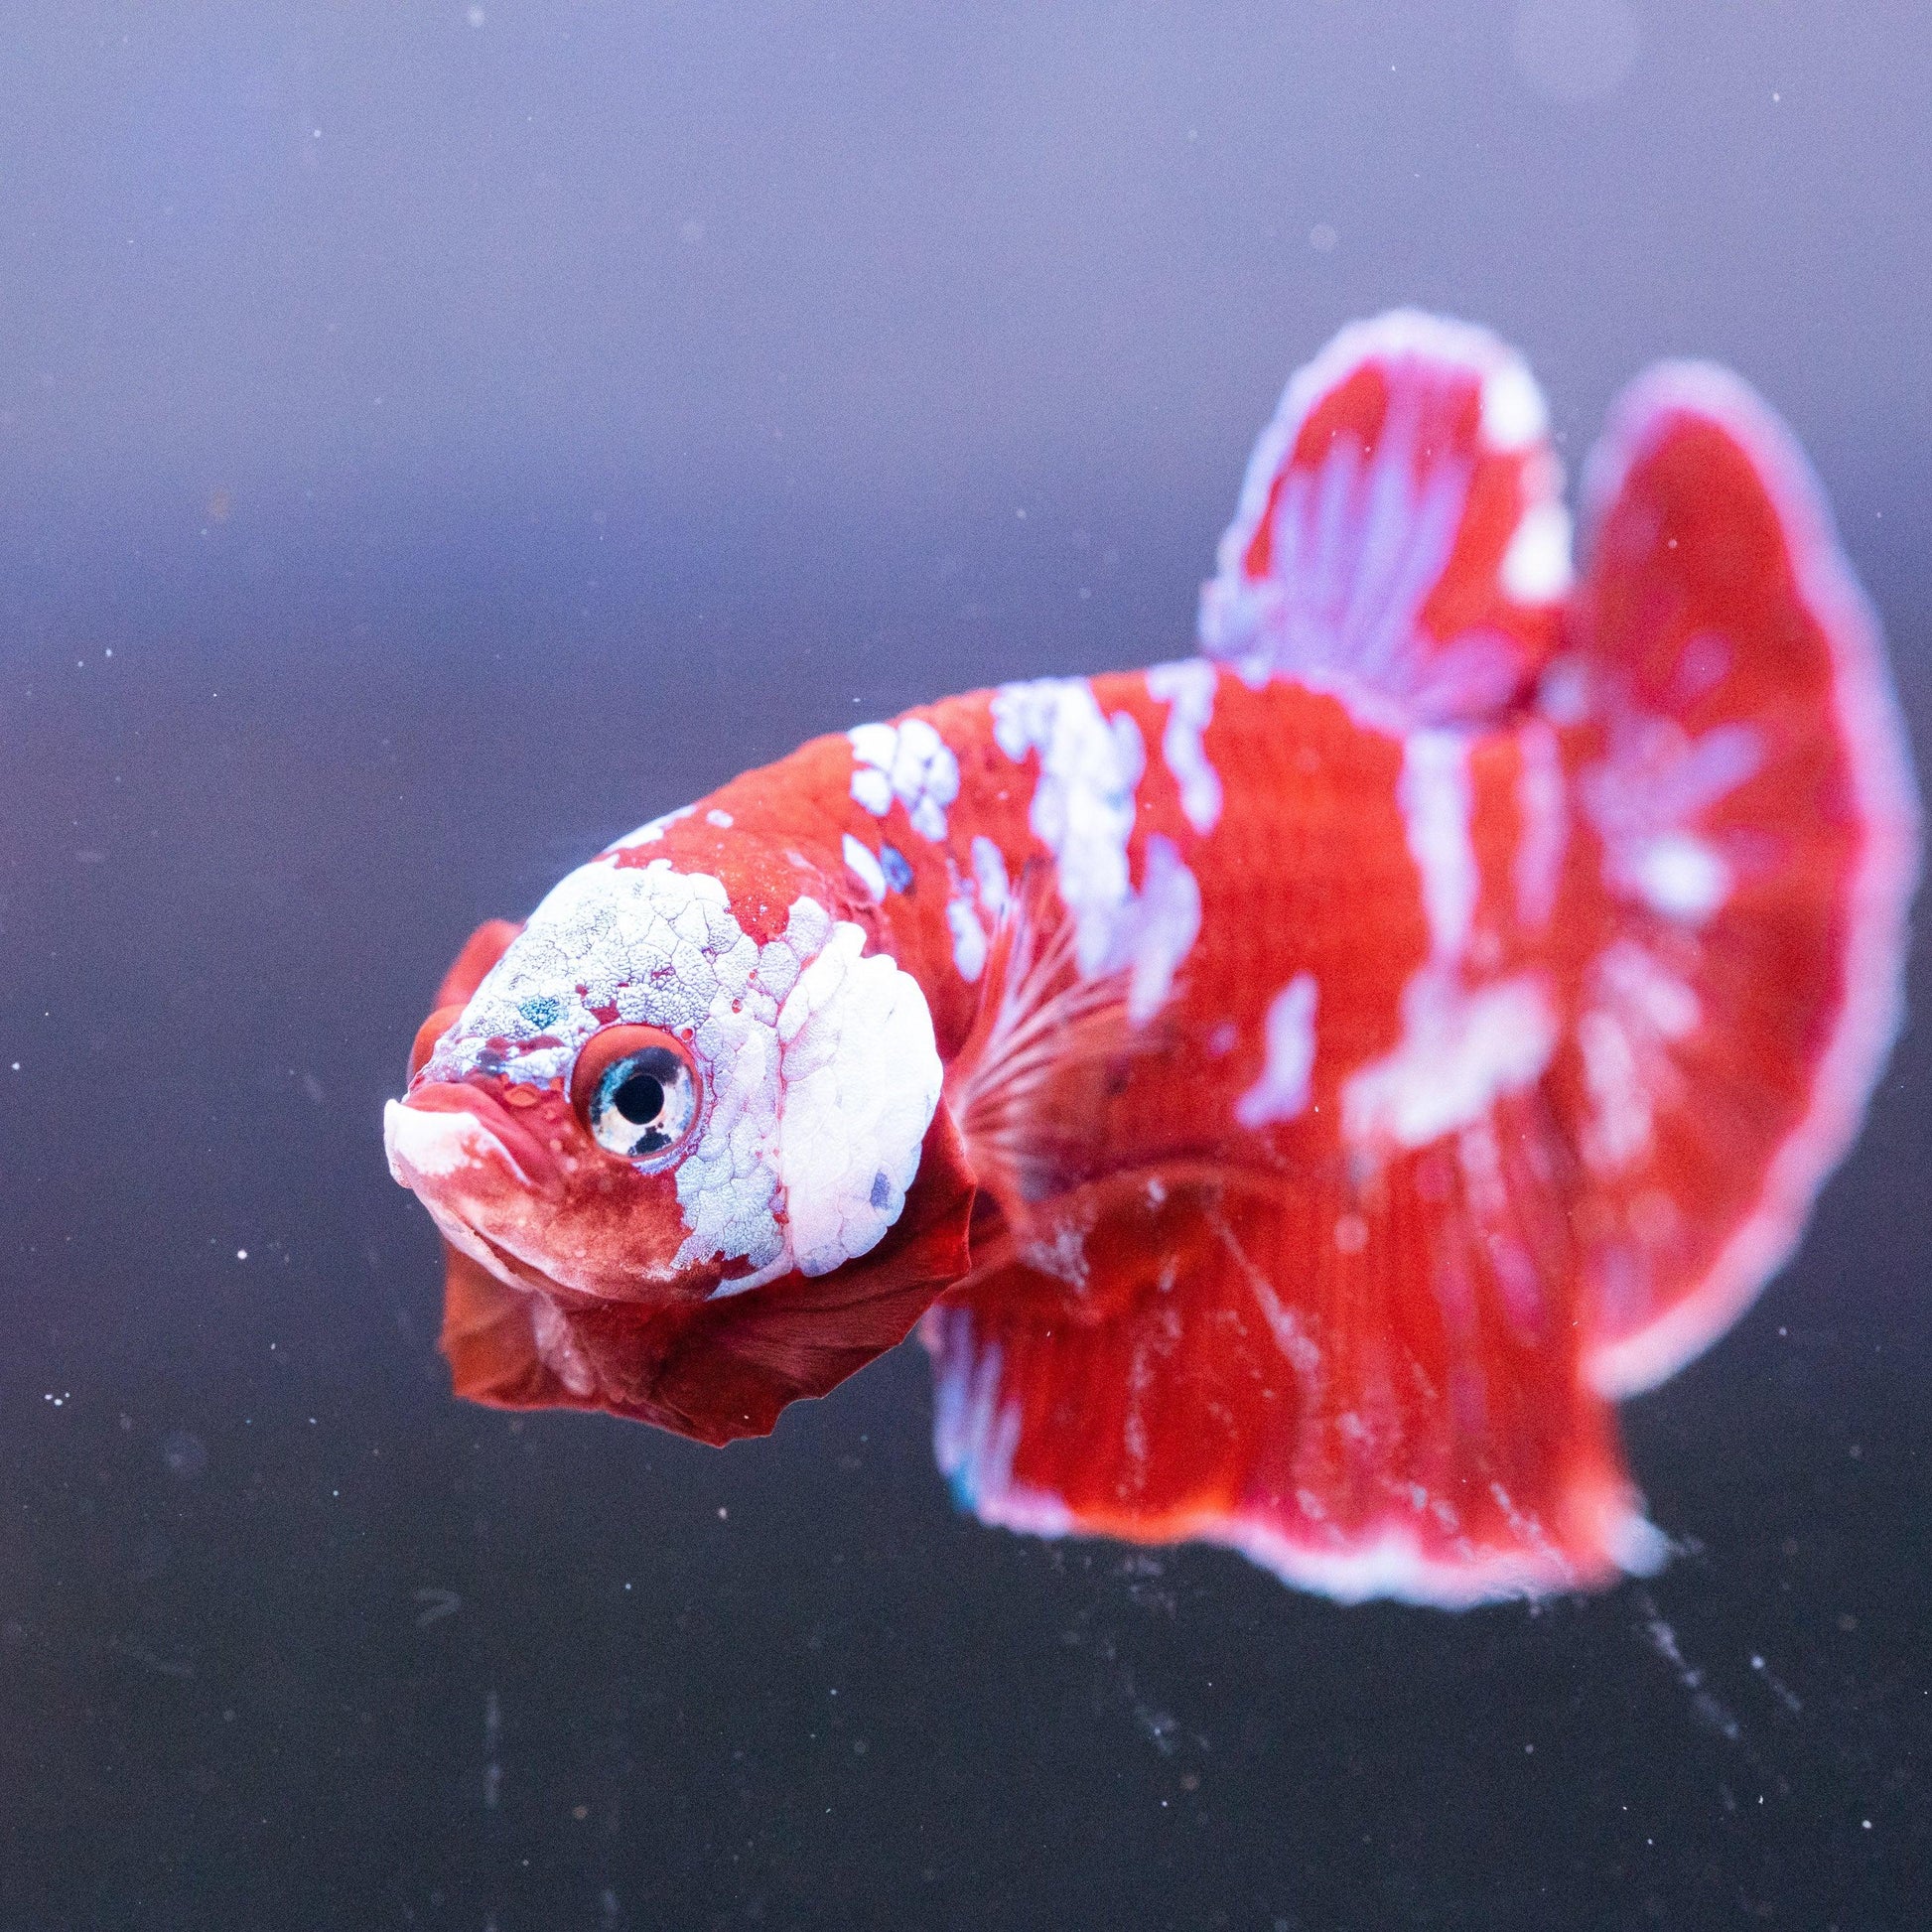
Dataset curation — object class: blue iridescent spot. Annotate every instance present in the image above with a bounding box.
[879,845,914,894]
[518,994,564,1031]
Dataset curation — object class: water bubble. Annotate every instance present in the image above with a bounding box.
[161,1429,207,1479]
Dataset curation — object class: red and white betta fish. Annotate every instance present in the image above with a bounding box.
[386,313,1918,1605]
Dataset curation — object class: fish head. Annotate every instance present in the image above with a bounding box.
[384,840,976,1439]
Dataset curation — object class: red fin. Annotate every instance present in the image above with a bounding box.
[1199,311,1569,724]
[441,1107,977,1446]
[436,918,524,1010]
[440,1239,592,1411]
[925,1094,1663,1605]
[1553,367,1920,1396]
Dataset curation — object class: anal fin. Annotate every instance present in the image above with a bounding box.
[924,1093,1663,1606]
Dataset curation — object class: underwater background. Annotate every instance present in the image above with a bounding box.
[2,5,1929,1926]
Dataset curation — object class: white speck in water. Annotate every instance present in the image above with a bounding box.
[1309,223,1338,252]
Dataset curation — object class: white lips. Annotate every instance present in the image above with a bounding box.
[383,1098,531,1190]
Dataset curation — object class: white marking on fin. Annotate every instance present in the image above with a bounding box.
[1198,311,1563,725]
[1399,730,1477,960]
[1342,971,1557,1151]
[1629,832,1730,921]
[1481,358,1548,452]
[1512,720,1567,930]
[1583,715,1762,927]
[1234,973,1319,1128]
[1500,498,1574,602]
[928,1307,1072,1535]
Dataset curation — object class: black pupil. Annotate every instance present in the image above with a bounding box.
[612,1071,665,1126]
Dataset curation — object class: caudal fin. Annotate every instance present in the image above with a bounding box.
[1549,365,1919,1395]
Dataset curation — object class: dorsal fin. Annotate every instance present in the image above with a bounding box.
[1199,311,1570,726]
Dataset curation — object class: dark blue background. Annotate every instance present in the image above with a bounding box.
[1,5,1927,1926]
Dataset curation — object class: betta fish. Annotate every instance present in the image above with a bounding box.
[385,312,1917,1604]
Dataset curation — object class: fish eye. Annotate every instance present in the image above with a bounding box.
[571,1026,703,1168]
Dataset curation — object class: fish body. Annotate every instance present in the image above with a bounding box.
[386,314,1918,1604]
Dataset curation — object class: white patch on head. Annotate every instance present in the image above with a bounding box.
[847,716,961,842]
[1234,973,1319,1128]
[1343,970,1557,1151]
[842,832,887,903]
[427,860,874,1285]
[429,857,754,1088]
[990,676,1201,1017]
[1145,659,1224,834]
[774,924,941,1276]
[705,808,734,829]
[1480,358,1548,452]
[1500,498,1574,603]
[383,1098,528,1187]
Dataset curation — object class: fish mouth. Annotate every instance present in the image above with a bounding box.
[435,1203,575,1303]
[383,1082,568,1204]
